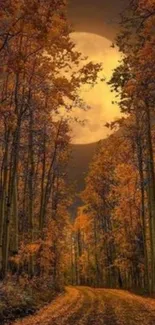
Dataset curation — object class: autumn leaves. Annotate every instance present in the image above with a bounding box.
[0,0,100,289]
[72,0,155,294]
[1,0,155,301]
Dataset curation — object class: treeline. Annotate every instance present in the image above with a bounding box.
[72,0,155,294]
[0,0,100,290]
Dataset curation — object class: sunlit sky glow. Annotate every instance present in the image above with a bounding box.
[70,32,122,144]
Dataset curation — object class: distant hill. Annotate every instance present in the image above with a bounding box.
[68,142,98,218]
[67,125,128,218]
[69,142,98,192]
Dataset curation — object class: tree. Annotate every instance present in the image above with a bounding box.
[0,0,101,286]
[108,0,155,292]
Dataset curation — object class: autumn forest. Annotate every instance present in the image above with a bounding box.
[0,0,155,324]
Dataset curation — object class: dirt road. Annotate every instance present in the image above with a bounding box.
[12,286,155,325]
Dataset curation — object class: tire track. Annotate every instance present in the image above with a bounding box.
[66,287,95,324]
[96,288,155,325]
[86,289,118,325]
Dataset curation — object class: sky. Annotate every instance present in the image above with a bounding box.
[70,32,122,144]
[69,0,128,39]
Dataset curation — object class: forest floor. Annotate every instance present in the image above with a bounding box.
[10,286,155,325]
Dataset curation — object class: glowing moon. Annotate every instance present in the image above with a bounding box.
[70,32,122,144]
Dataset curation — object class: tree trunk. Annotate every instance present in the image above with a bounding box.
[145,106,155,293]
[28,104,34,277]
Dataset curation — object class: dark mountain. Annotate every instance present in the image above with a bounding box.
[67,125,129,218]
[68,142,98,218]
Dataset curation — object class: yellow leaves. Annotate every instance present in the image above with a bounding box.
[139,39,155,65]
[7,113,17,132]
[115,163,137,183]
[0,0,105,292]
[74,211,90,231]
[49,13,66,38]
[9,242,41,266]
[124,79,136,97]
[139,0,155,12]
[54,77,74,98]
[114,163,140,207]
[26,243,40,254]
[78,62,102,85]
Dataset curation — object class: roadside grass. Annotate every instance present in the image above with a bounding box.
[0,276,60,324]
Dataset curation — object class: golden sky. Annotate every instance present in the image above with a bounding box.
[70,32,122,144]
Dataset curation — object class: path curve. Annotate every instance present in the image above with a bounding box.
[12,286,155,325]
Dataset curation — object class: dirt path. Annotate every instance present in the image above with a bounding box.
[12,287,155,325]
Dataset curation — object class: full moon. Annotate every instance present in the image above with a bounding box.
[70,32,122,144]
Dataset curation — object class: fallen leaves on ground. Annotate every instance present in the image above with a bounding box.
[11,287,155,325]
